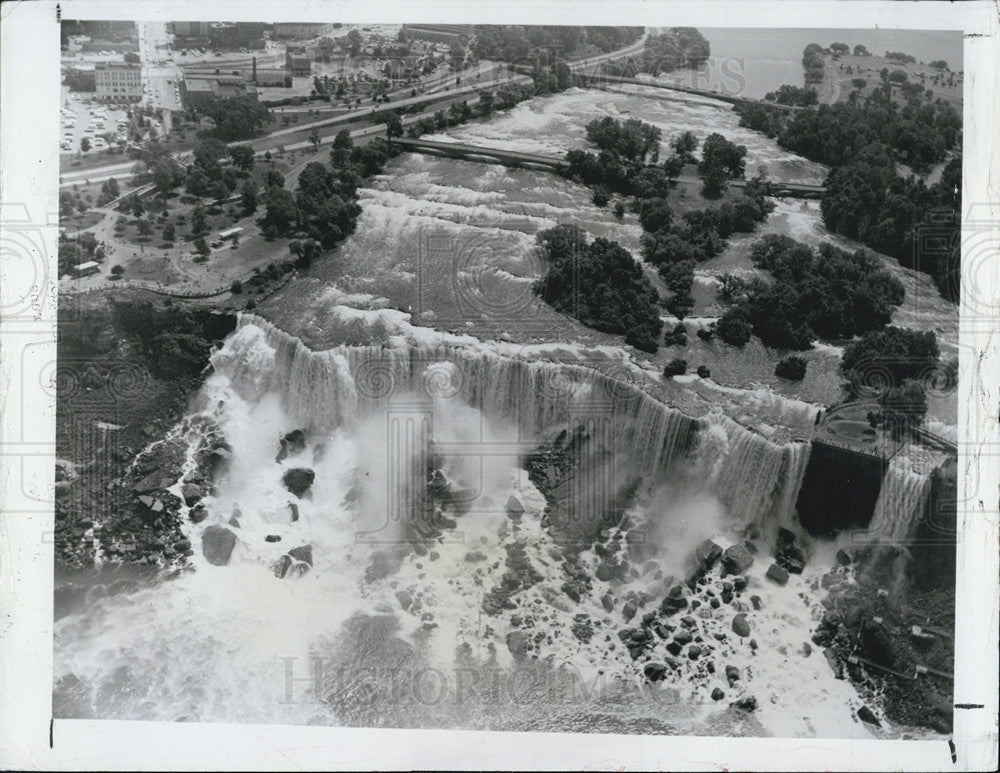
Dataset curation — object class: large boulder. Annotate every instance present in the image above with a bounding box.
[766,563,790,585]
[644,662,669,682]
[696,539,722,565]
[857,705,880,726]
[288,544,313,565]
[282,467,315,498]
[202,525,237,566]
[275,429,307,463]
[181,483,204,507]
[732,695,757,712]
[722,543,754,575]
[505,495,525,519]
[506,630,527,658]
[732,613,751,638]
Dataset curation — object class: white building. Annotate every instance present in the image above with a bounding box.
[95,62,142,102]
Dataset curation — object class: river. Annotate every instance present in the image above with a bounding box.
[53,73,957,739]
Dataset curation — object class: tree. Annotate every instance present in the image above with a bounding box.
[231,280,243,294]
[289,238,322,269]
[775,356,807,380]
[228,145,255,173]
[260,187,299,235]
[696,365,711,378]
[80,137,91,154]
[264,170,285,189]
[830,42,849,56]
[699,133,747,179]
[137,219,153,236]
[110,264,125,278]
[130,194,144,218]
[191,205,207,236]
[701,164,727,198]
[194,236,211,258]
[308,128,321,150]
[875,379,928,437]
[241,183,258,216]
[317,37,336,62]
[671,131,698,162]
[345,29,362,57]
[853,44,870,56]
[592,187,609,207]
[663,359,687,377]
[715,305,753,347]
[162,222,175,242]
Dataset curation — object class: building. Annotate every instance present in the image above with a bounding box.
[271,23,333,40]
[170,21,210,38]
[254,68,291,87]
[94,62,142,102]
[180,73,257,107]
[400,24,473,44]
[205,22,267,50]
[285,45,312,77]
[218,226,243,241]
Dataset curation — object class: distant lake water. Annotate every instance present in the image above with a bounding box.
[656,27,964,99]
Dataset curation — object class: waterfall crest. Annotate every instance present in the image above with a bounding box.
[868,457,933,543]
[211,315,814,532]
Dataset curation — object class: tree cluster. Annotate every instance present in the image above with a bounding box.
[634,28,711,76]
[534,225,663,352]
[764,85,818,107]
[716,234,905,350]
[192,95,271,141]
[470,26,643,63]
[733,89,961,300]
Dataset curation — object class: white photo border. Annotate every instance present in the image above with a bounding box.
[1,1,997,770]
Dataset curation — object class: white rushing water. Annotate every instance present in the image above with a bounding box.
[55,315,890,737]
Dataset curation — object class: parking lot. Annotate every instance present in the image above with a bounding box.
[60,87,132,155]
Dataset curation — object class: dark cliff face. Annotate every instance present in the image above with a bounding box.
[908,458,958,591]
[796,441,888,536]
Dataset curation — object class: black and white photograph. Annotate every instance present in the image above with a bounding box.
[1,1,998,770]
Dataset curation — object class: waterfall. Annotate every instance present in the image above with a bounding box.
[701,415,812,532]
[211,315,813,533]
[868,458,933,543]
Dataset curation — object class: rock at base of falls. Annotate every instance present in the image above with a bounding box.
[766,563,790,585]
[506,629,527,658]
[857,705,881,726]
[725,664,741,686]
[202,525,237,566]
[732,695,757,712]
[732,613,751,638]
[273,545,313,579]
[722,544,754,575]
[712,687,725,701]
[282,467,315,498]
[505,495,525,519]
[695,539,722,568]
[644,662,669,682]
[275,429,306,463]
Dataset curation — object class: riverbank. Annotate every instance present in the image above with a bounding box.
[54,288,237,567]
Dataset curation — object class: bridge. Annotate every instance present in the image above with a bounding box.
[390,138,825,199]
[575,72,807,113]
[391,137,569,173]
